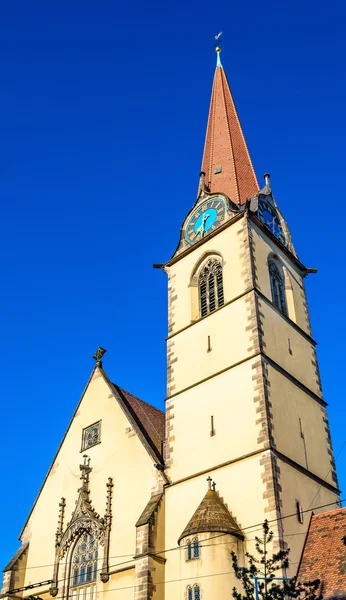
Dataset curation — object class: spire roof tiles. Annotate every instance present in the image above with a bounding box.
[201,53,259,204]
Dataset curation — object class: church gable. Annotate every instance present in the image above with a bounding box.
[13,363,165,596]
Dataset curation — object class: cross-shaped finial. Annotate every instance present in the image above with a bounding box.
[207,476,212,491]
[80,455,92,489]
[212,481,217,492]
[92,346,107,367]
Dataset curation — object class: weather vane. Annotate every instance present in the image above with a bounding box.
[214,31,222,52]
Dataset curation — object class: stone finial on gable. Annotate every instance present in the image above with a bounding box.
[92,346,107,367]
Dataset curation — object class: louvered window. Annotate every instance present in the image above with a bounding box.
[268,259,287,316]
[198,259,224,318]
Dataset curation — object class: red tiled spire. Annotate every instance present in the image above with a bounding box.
[201,50,259,204]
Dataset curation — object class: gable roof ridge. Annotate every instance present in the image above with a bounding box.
[108,381,164,465]
[117,385,165,417]
[18,365,99,540]
[3,542,29,572]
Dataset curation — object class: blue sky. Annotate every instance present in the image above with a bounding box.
[1,0,346,572]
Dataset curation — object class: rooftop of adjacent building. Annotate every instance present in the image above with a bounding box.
[298,507,346,599]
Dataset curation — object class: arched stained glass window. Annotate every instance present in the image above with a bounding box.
[187,540,192,560]
[194,585,201,600]
[198,259,224,318]
[187,586,193,600]
[193,537,200,558]
[269,259,287,316]
[71,532,98,596]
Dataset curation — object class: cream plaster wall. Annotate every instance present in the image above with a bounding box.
[164,458,277,600]
[19,368,160,596]
[168,219,246,334]
[172,531,244,600]
[167,358,262,482]
[267,365,333,483]
[103,567,134,600]
[276,459,339,577]
[170,298,253,395]
[250,221,310,335]
[259,299,320,396]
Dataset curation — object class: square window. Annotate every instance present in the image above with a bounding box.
[82,421,101,451]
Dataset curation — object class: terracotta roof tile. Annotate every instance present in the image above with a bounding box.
[201,61,259,205]
[298,508,346,599]
[112,384,165,457]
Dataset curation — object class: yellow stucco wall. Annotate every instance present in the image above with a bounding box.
[19,368,161,598]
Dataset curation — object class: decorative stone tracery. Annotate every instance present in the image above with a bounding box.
[49,456,113,597]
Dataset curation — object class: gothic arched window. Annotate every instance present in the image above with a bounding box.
[187,585,201,600]
[193,537,200,558]
[186,537,200,561]
[268,259,287,316]
[71,532,98,598]
[198,258,224,317]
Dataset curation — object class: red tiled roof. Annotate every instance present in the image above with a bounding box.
[201,60,259,205]
[112,384,165,458]
[298,508,346,599]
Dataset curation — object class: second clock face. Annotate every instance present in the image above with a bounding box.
[185,198,226,244]
[257,198,286,246]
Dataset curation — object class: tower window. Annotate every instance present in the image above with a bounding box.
[82,421,101,451]
[186,537,200,561]
[187,586,201,600]
[268,259,287,316]
[198,259,224,317]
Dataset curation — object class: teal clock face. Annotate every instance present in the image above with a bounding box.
[185,198,226,244]
[257,198,286,246]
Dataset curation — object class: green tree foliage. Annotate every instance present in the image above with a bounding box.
[231,520,322,600]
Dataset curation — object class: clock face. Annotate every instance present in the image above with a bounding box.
[185,198,226,245]
[257,198,286,245]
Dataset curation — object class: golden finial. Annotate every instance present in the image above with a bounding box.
[214,32,223,67]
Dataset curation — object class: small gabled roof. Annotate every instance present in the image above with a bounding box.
[3,542,29,572]
[178,487,244,544]
[136,492,163,527]
[298,507,346,599]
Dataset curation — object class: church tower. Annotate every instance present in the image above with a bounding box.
[163,46,339,597]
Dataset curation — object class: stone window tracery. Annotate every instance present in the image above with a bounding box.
[268,259,287,316]
[71,532,98,590]
[198,259,224,317]
[82,422,101,451]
